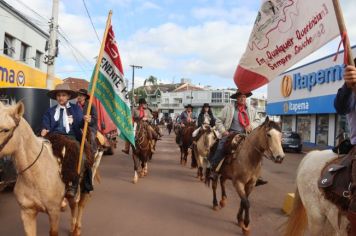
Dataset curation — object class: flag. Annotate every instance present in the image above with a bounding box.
[234,0,339,93]
[89,25,135,146]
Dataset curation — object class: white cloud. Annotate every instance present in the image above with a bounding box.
[140,1,162,11]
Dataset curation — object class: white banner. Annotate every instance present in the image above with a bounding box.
[234,0,339,92]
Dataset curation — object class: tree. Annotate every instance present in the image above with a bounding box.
[144,75,158,86]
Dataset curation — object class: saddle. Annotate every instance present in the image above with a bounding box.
[318,152,354,211]
[223,133,246,158]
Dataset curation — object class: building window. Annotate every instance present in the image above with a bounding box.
[3,34,14,57]
[335,114,349,145]
[296,115,311,143]
[20,42,29,62]
[316,115,328,146]
[35,50,43,68]
[224,92,230,103]
[212,92,222,103]
[282,116,293,132]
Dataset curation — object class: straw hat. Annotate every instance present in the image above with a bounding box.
[47,83,78,100]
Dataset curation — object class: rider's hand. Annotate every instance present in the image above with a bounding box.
[344,65,356,89]
[245,125,252,133]
[181,124,185,128]
[84,115,91,123]
[222,131,229,137]
[68,115,74,125]
[41,129,49,137]
[142,117,148,121]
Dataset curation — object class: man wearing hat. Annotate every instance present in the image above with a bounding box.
[208,90,265,183]
[77,88,98,155]
[177,104,197,146]
[192,103,216,140]
[41,83,92,198]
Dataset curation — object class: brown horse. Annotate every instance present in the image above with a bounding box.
[132,121,152,184]
[0,102,103,236]
[208,117,285,235]
[179,122,197,167]
[166,121,173,135]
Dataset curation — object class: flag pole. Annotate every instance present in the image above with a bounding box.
[332,0,354,66]
[77,10,113,174]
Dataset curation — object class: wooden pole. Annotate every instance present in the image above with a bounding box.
[77,10,112,174]
[332,0,354,66]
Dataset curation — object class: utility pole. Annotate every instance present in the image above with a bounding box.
[130,64,142,108]
[45,0,59,89]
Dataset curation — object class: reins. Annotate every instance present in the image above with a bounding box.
[18,141,45,175]
[245,126,276,162]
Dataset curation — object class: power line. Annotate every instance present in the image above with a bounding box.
[82,0,101,44]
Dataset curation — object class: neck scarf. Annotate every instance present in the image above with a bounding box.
[54,103,71,133]
[237,105,250,128]
[139,106,145,119]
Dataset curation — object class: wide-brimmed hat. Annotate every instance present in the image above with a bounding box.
[138,98,147,104]
[47,83,78,100]
[184,104,193,109]
[77,88,90,99]
[202,103,210,108]
[230,89,252,99]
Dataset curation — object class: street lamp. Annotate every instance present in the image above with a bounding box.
[130,64,142,109]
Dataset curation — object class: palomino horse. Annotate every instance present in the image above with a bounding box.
[283,150,349,236]
[180,122,197,167]
[193,125,218,181]
[0,102,103,236]
[208,117,285,235]
[132,121,152,184]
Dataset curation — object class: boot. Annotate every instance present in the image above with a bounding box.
[65,177,79,198]
[255,177,268,186]
[122,141,130,154]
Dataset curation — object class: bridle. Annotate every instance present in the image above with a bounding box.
[18,141,45,175]
[249,126,278,162]
[0,116,20,153]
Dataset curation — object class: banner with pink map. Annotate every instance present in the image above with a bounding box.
[234,0,339,92]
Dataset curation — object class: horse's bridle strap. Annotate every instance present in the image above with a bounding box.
[18,141,45,175]
[0,116,20,153]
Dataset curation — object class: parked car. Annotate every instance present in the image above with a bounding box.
[282,132,302,153]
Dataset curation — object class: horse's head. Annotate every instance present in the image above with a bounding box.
[201,125,218,149]
[259,117,285,163]
[0,101,25,156]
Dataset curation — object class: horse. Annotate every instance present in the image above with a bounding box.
[283,149,349,236]
[0,101,103,236]
[132,120,152,184]
[179,122,197,167]
[208,117,285,235]
[167,121,173,135]
[193,125,218,181]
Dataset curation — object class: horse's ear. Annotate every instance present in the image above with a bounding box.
[13,101,25,119]
[263,116,270,125]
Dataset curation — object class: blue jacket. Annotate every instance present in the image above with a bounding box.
[179,111,197,124]
[42,103,84,141]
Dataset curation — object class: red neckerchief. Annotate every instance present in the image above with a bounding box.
[237,104,250,128]
[77,101,85,110]
[139,106,145,119]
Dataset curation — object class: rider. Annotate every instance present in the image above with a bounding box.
[334,62,356,227]
[192,103,216,142]
[178,104,197,146]
[208,90,266,185]
[77,88,98,155]
[41,83,92,198]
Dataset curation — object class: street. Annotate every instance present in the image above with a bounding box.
[0,129,304,236]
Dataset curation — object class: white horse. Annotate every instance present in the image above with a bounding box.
[0,101,103,236]
[284,150,349,236]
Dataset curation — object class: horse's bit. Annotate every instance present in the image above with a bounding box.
[0,116,20,153]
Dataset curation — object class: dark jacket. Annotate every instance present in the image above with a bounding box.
[179,111,197,124]
[42,103,84,141]
[334,83,354,115]
[198,112,216,127]
[80,101,98,133]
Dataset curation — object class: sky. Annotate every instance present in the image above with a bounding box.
[5,0,356,97]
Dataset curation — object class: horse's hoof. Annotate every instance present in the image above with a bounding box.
[213,205,219,211]
[133,177,138,184]
[237,221,244,228]
[200,177,205,182]
[219,199,226,208]
[139,172,145,178]
[242,226,250,236]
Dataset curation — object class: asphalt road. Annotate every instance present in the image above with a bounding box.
[0,129,304,236]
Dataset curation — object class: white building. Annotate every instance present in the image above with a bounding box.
[267,46,356,148]
[0,0,54,88]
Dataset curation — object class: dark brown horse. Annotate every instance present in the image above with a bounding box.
[132,121,152,184]
[179,122,197,167]
[167,121,173,135]
[208,117,285,235]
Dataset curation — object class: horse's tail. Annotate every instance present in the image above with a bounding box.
[283,187,308,236]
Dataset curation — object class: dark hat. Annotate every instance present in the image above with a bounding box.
[184,104,193,109]
[77,88,90,99]
[202,103,210,108]
[138,98,147,104]
[230,89,252,99]
[47,83,78,100]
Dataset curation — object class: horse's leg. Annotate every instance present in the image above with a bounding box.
[191,147,197,168]
[48,209,60,236]
[139,159,145,177]
[20,208,38,236]
[132,153,139,184]
[68,197,79,234]
[73,193,90,236]
[234,181,250,234]
[241,183,255,233]
[198,167,203,180]
[143,161,148,176]
[184,148,188,166]
[212,178,219,211]
[219,176,227,208]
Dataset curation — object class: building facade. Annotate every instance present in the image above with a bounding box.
[0,0,60,89]
[267,47,356,148]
